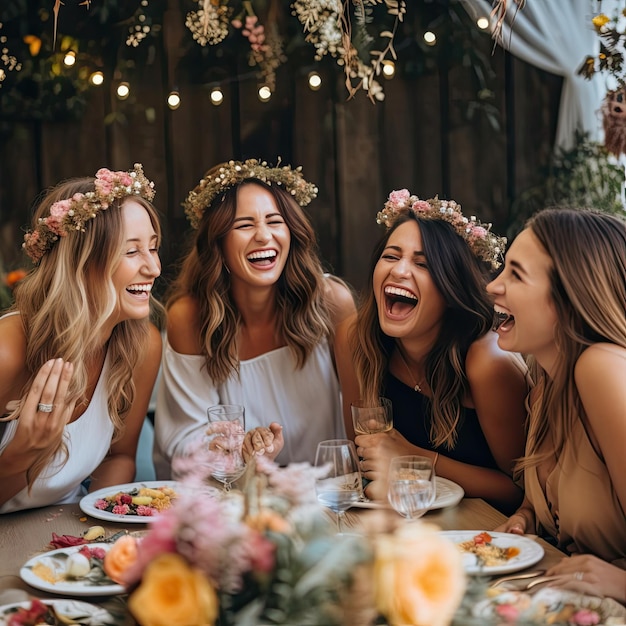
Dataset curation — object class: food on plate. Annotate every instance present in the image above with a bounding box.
[29,545,114,586]
[93,485,177,516]
[4,599,115,626]
[458,531,520,567]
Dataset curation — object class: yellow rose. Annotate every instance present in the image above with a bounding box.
[375,522,466,626]
[103,535,138,584]
[129,553,219,626]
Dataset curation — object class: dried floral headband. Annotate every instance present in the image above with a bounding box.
[23,164,156,264]
[376,189,507,270]
[183,158,319,229]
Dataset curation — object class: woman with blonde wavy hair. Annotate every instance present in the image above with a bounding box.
[336,190,528,514]
[155,159,354,469]
[489,207,626,603]
[0,165,163,513]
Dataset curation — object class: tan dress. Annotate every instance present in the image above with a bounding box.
[525,418,626,569]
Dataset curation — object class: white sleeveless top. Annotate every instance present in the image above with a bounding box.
[0,350,114,513]
[155,338,345,469]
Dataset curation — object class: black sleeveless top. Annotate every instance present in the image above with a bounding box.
[383,371,498,469]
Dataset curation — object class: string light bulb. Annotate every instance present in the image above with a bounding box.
[116,82,130,100]
[210,87,224,105]
[63,51,76,66]
[424,31,437,46]
[382,60,395,79]
[477,16,490,30]
[308,71,322,90]
[90,71,104,86]
[167,90,181,110]
[258,85,272,102]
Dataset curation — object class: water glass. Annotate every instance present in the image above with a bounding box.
[387,455,436,520]
[205,404,246,490]
[351,397,393,435]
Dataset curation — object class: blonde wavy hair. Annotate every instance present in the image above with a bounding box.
[7,177,162,488]
[518,208,626,471]
[352,212,497,449]
[168,176,334,384]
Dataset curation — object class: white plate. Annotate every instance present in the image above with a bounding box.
[351,476,464,510]
[79,480,178,523]
[439,530,545,575]
[20,543,125,596]
[0,599,116,625]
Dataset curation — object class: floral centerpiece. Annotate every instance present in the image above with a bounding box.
[102,447,466,626]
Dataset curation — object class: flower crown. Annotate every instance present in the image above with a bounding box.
[376,189,506,270]
[183,158,318,229]
[23,164,155,264]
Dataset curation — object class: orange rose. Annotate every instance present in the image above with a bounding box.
[128,553,219,626]
[103,535,138,584]
[375,522,466,626]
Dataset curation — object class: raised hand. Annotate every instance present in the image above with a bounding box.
[243,422,284,462]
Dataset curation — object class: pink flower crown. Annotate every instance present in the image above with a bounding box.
[183,158,318,229]
[376,189,506,270]
[23,164,155,264]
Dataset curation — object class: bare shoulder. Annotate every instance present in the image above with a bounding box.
[324,274,356,326]
[0,313,28,401]
[144,323,163,361]
[166,295,202,355]
[466,331,528,386]
[575,343,626,385]
[335,311,357,346]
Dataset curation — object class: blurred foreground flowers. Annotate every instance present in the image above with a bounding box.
[103,451,466,626]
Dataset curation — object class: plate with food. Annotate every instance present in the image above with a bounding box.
[20,543,125,596]
[351,476,464,510]
[79,480,178,523]
[440,530,545,575]
[0,598,116,625]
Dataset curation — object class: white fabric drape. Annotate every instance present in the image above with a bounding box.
[460,0,621,149]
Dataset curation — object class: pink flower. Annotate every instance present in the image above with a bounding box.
[471,226,487,239]
[44,215,65,236]
[388,189,410,207]
[411,200,431,213]
[94,499,108,510]
[495,603,520,621]
[571,609,601,625]
[112,504,131,515]
[94,179,113,197]
[136,506,156,517]
[50,199,72,218]
[246,530,276,574]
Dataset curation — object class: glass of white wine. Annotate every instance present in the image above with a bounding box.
[351,397,393,435]
[314,439,363,534]
[387,455,436,521]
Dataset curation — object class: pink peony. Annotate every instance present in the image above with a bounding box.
[412,200,431,213]
[50,200,72,218]
[388,189,410,207]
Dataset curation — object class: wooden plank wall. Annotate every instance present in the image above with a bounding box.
[0,37,560,296]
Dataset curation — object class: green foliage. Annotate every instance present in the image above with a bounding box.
[508,131,626,238]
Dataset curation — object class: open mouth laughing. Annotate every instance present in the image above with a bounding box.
[247,249,277,267]
[126,283,152,297]
[384,285,418,318]
[493,305,515,331]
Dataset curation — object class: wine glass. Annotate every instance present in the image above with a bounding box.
[205,404,247,491]
[314,439,363,534]
[387,455,436,521]
[351,397,393,435]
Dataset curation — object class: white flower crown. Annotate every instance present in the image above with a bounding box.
[183,159,318,229]
[376,189,506,270]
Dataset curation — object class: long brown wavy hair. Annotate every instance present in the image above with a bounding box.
[7,177,162,488]
[167,176,334,384]
[519,208,626,470]
[352,211,496,449]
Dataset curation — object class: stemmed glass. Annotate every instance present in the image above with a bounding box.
[314,439,363,534]
[204,404,247,491]
[351,397,393,435]
[387,455,436,521]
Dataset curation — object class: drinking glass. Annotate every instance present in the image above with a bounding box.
[205,404,246,491]
[387,455,436,520]
[314,439,363,534]
[351,397,393,435]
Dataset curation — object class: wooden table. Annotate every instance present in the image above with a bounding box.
[0,497,565,589]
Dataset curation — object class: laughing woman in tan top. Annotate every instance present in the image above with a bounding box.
[488,208,626,604]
